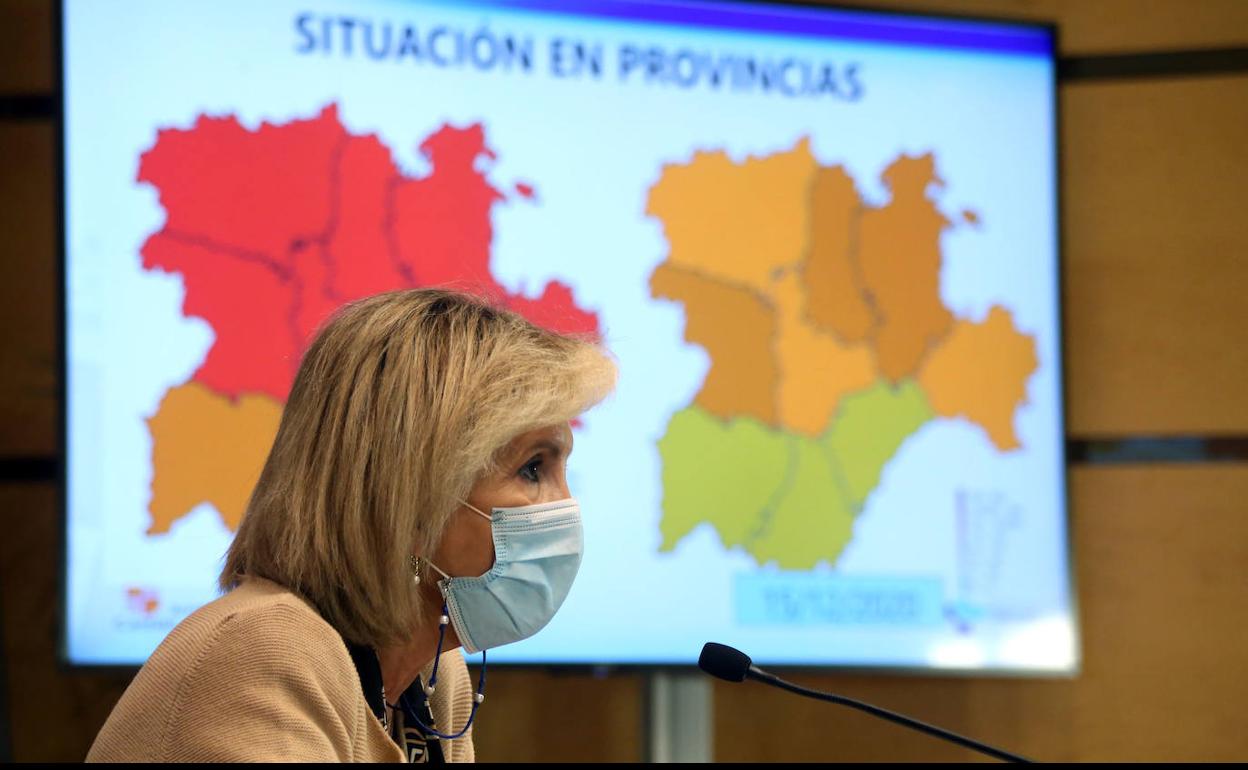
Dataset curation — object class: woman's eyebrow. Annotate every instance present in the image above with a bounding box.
[509,427,573,465]
[523,437,567,459]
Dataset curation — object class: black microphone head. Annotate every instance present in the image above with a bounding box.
[699,642,753,682]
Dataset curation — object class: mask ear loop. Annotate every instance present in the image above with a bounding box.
[460,499,494,522]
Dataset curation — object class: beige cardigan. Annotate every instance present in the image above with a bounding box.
[86,576,475,762]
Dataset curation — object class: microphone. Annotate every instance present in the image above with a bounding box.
[698,643,1032,763]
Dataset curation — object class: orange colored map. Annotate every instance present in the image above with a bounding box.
[146,382,282,534]
[649,139,1037,444]
[918,306,1039,451]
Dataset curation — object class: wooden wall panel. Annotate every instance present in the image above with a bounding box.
[0,483,131,762]
[472,669,643,762]
[853,0,1248,54]
[0,0,53,94]
[1063,76,1248,436]
[715,465,1248,762]
[0,122,57,457]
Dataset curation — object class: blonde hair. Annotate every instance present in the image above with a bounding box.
[220,288,617,647]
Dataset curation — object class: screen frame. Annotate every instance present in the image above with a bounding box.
[56,0,1074,677]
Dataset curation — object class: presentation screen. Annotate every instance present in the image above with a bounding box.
[63,0,1072,672]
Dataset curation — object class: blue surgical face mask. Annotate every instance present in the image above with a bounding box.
[426,497,583,654]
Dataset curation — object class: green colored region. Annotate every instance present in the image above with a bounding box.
[821,379,933,509]
[658,381,932,568]
[657,406,791,552]
[748,435,855,569]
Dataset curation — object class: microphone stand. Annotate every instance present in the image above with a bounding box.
[747,666,1032,763]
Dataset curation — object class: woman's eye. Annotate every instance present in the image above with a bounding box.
[519,457,542,483]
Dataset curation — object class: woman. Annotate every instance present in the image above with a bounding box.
[87,289,618,762]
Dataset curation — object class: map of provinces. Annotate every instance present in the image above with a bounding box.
[138,103,600,534]
[648,138,1038,568]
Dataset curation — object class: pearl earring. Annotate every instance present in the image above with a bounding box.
[410,555,421,586]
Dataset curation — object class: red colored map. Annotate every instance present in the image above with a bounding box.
[140,103,599,402]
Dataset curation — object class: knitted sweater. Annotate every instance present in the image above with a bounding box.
[86,576,475,762]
